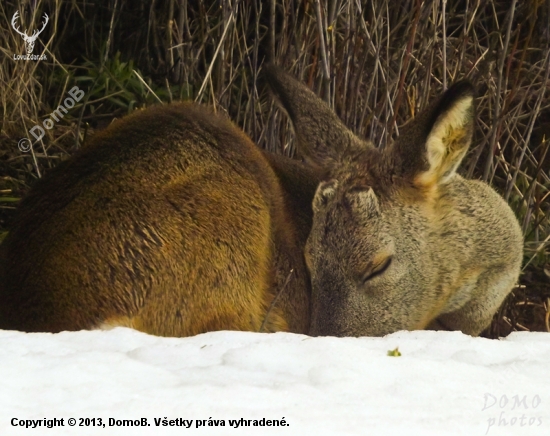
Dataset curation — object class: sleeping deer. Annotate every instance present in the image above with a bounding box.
[0,66,522,337]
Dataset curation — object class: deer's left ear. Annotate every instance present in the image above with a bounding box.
[392,81,475,188]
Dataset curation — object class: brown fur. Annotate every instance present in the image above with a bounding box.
[0,103,317,336]
[266,66,523,337]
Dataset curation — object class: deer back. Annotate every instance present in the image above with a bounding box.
[0,103,314,336]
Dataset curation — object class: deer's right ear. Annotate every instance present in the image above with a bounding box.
[265,65,367,169]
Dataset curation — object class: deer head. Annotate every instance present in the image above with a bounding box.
[266,66,523,337]
[11,11,49,56]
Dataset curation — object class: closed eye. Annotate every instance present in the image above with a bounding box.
[362,256,393,283]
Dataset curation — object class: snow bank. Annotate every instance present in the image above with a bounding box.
[1,328,549,435]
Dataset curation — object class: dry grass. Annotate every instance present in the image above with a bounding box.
[0,0,549,336]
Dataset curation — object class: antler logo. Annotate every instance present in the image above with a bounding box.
[11,11,49,56]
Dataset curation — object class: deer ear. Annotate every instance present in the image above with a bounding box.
[393,81,475,187]
[265,65,368,169]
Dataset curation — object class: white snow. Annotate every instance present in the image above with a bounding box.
[1,328,549,435]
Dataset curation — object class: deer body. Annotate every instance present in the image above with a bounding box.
[0,103,316,336]
[0,67,522,337]
[421,177,523,332]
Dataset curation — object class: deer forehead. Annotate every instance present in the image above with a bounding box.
[314,177,383,220]
[315,172,433,233]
